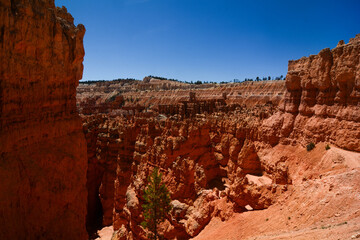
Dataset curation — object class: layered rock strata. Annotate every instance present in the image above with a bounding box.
[80,35,360,240]
[0,1,87,239]
[262,34,360,151]
[82,105,289,239]
[77,79,286,115]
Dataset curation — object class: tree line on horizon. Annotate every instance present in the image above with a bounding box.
[79,75,285,85]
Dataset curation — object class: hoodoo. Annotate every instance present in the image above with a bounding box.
[1,0,359,239]
[0,1,87,239]
[78,35,360,240]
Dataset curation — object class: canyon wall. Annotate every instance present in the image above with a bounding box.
[262,34,360,151]
[111,111,290,239]
[78,34,360,239]
[77,79,286,115]
[82,105,287,239]
[0,1,87,239]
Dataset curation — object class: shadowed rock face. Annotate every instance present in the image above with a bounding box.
[0,1,87,239]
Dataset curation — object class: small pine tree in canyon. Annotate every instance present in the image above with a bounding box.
[141,168,172,240]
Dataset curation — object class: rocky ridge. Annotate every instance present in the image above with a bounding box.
[79,35,360,240]
[262,34,360,151]
[77,79,286,116]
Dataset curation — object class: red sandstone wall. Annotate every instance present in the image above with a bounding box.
[82,107,284,239]
[79,35,360,239]
[262,35,360,151]
[0,1,87,239]
[76,80,286,115]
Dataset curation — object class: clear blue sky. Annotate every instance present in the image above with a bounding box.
[55,0,360,82]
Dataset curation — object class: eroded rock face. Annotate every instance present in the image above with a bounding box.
[79,35,360,240]
[263,35,360,151]
[82,107,287,239]
[77,79,286,116]
[0,1,87,239]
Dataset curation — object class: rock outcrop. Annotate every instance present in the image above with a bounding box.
[77,79,286,115]
[0,1,87,239]
[81,106,288,239]
[76,34,360,240]
[262,34,360,151]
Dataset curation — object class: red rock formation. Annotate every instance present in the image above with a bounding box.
[82,108,286,239]
[263,34,360,151]
[79,35,360,240]
[158,92,228,118]
[193,143,360,240]
[77,79,286,115]
[83,115,128,232]
[0,1,87,239]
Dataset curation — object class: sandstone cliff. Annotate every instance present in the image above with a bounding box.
[79,35,360,240]
[262,34,360,151]
[77,79,286,115]
[82,107,288,239]
[0,1,87,239]
[85,111,360,240]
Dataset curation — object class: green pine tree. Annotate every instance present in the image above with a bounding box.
[141,168,172,240]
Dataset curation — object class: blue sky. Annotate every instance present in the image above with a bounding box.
[55,0,360,82]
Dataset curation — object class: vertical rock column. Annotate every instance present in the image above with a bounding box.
[0,1,87,239]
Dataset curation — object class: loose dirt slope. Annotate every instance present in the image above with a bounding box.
[194,143,360,240]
